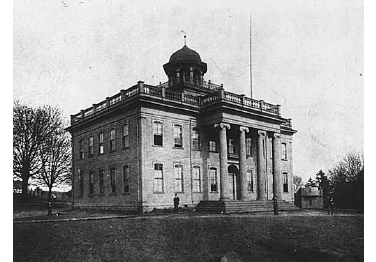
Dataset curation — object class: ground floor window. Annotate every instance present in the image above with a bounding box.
[123,165,130,193]
[247,169,254,192]
[79,170,84,196]
[154,163,163,192]
[283,172,288,192]
[89,171,94,195]
[174,164,183,192]
[99,169,104,194]
[192,166,201,192]
[209,167,218,192]
[110,168,116,194]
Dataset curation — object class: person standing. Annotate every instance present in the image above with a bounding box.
[328,197,334,215]
[173,193,180,213]
[272,196,279,215]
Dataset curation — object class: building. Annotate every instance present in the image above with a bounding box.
[67,43,297,213]
[294,187,324,209]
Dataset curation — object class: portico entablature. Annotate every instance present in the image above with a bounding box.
[204,115,281,133]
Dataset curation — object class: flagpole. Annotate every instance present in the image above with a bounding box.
[250,13,253,99]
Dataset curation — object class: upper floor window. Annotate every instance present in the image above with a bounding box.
[283,172,289,192]
[89,171,94,195]
[192,129,200,150]
[209,140,217,152]
[110,167,116,194]
[282,143,287,160]
[79,139,85,159]
[99,132,104,154]
[123,165,130,193]
[122,123,129,148]
[246,138,252,156]
[99,169,104,195]
[153,121,163,146]
[174,164,183,192]
[174,125,183,148]
[110,128,116,152]
[154,163,164,193]
[228,139,235,154]
[88,136,94,157]
[192,166,201,192]
[209,167,218,192]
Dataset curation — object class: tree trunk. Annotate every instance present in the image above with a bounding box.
[47,187,53,216]
[21,176,29,201]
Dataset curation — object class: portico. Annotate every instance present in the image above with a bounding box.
[213,122,282,203]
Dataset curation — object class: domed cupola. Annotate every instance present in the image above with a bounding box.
[169,45,203,63]
[163,42,207,88]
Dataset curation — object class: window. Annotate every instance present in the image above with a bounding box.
[282,143,287,160]
[247,169,254,192]
[99,132,104,154]
[174,125,183,148]
[154,163,163,192]
[78,170,84,196]
[89,171,94,195]
[283,172,289,192]
[99,169,104,195]
[228,139,235,154]
[174,164,183,192]
[209,140,217,152]
[192,166,201,192]
[79,139,84,159]
[192,129,200,150]
[122,123,129,148]
[123,165,130,193]
[246,138,252,156]
[110,168,116,194]
[209,167,218,192]
[153,121,163,146]
[88,136,94,157]
[110,128,116,151]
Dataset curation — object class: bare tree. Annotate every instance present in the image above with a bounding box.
[13,101,66,199]
[35,129,71,215]
[293,175,303,191]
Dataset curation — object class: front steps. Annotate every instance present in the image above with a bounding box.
[196,199,300,214]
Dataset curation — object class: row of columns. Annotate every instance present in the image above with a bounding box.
[214,123,281,201]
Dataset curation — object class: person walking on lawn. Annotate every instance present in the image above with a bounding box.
[173,193,180,213]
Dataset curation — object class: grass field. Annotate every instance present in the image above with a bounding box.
[13,213,363,262]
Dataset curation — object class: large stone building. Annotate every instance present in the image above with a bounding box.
[67,43,297,213]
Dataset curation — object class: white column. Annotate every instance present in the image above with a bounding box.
[273,133,281,199]
[257,130,267,200]
[214,123,231,200]
[239,126,249,200]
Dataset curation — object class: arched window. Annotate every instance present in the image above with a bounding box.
[193,68,201,85]
[180,67,190,83]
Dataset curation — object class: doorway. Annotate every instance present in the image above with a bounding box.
[228,165,240,200]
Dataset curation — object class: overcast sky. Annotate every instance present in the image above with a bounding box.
[13,0,363,182]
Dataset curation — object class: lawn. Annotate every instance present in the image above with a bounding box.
[13,214,363,262]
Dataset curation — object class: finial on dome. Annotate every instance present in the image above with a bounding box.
[184,35,186,46]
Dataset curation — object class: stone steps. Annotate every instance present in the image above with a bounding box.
[196,200,300,214]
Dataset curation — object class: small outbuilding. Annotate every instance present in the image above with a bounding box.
[294,187,323,209]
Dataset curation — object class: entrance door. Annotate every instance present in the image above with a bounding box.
[228,165,240,200]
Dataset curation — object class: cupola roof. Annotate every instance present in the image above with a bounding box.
[169,45,202,63]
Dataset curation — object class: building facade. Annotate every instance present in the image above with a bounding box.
[67,44,297,212]
[294,187,324,209]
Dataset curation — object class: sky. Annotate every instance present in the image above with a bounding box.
[13,0,364,183]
